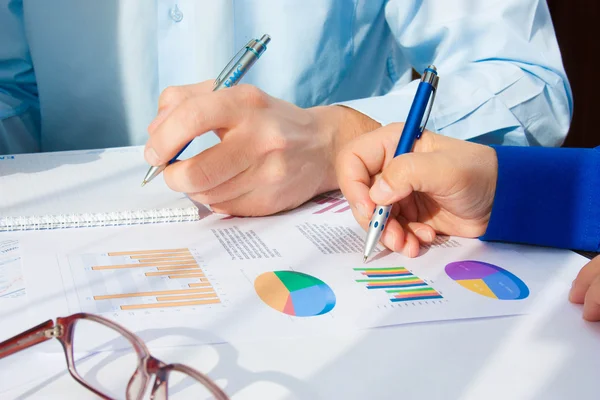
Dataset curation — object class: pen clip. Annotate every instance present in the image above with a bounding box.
[418,88,436,136]
[418,69,439,138]
[214,39,252,88]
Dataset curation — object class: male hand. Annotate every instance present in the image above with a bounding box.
[336,124,498,257]
[144,81,379,216]
[570,255,600,321]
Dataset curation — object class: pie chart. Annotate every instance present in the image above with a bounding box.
[254,271,336,317]
[445,260,529,300]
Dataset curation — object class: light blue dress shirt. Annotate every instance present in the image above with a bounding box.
[0,0,573,156]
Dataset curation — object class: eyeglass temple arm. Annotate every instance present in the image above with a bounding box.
[0,320,59,359]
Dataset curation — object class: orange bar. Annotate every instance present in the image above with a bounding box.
[129,252,191,260]
[120,298,221,310]
[107,248,188,256]
[145,269,204,277]
[92,261,197,270]
[168,274,205,279]
[94,288,208,300]
[135,257,195,263]
[189,283,211,288]
[156,265,201,271]
[156,293,217,301]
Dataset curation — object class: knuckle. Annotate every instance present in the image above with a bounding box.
[236,84,269,108]
[266,158,288,185]
[159,86,186,108]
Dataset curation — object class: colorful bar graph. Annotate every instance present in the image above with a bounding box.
[388,287,443,302]
[120,298,221,310]
[355,266,443,303]
[354,266,413,278]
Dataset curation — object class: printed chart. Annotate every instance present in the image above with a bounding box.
[0,238,25,299]
[66,247,222,314]
[310,192,350,214]
[254,271,336,317]
[445,260,529,300]
[354,266,444,303]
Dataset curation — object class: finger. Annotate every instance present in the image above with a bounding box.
[336,123,408,221]
[149,81,216,133]
[583,275,600,321]
[187,167,255,206]
[163,138,252,193]
[369,151,454,206]
[144,90,243,166]
[569,256,600,304]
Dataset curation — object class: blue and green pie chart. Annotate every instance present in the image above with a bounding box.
[254,271,336,316]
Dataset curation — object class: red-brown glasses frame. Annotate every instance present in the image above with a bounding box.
[0,312,229,400]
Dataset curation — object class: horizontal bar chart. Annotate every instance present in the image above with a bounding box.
[354,266,443,304]
[70,247,222,313]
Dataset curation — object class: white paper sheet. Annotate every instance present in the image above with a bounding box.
[6,200,583,353]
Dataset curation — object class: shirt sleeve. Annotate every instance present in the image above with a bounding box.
[337,0,573,147]
[480,145,600,252]
[0,0,41,155]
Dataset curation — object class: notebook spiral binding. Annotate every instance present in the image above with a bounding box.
[0,207,200,232]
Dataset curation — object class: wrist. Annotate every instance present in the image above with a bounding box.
[309,105,381,193]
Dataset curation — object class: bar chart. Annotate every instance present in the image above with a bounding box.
[66,247,221,314]
[354,266,443,303]
[310,192,350,214]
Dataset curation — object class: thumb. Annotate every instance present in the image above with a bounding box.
[369,151,451,205]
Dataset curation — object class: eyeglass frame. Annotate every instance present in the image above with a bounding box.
[0,312,229,400]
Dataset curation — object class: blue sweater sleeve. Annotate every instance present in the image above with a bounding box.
[480,145,600,252]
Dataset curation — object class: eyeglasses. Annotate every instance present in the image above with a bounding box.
[0,312,229,400]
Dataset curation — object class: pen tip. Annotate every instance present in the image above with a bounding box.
[363,256,368,264]
[141,180,147,187]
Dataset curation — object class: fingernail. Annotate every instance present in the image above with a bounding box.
[145,147,161,166]
[370,178,393,203]
[355,203,369,219]
[414,228,433,242]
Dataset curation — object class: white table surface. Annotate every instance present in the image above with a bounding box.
[1,246,598,400]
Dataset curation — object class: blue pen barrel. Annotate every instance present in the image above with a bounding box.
[394,81,434,157]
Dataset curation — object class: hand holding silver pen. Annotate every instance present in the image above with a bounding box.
[141,34,271,186]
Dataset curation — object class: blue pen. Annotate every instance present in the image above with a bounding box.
[362,65,439,262]
[141,34,271,186]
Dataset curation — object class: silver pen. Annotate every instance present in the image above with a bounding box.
[362,65,439,262]
[141,34,271,186]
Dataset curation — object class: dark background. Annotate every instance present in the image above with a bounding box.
[548,0,599,149]
[547,1,598,259]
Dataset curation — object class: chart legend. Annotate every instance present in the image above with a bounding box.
[355,266,443,303]
[445,260,529,300]
[66,247,221,313]
[254,271,336,317]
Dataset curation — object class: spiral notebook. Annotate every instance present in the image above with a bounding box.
[0,146,210,232]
